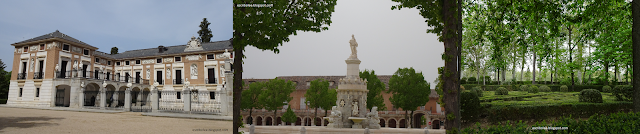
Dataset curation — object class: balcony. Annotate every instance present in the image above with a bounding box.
[205,78,217,84]
[17,73,26,80]
[173,79,183,85]
[33,72,43,79]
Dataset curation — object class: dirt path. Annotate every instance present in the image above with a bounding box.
[0,107,232,134]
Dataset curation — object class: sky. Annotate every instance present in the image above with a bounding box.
[0,0,445,88]
[242,0,444,88]
[0,0,232,71]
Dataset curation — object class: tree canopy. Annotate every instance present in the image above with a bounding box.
[388,67,432,129]
[360,69,387,111]
[257,78,295,126]
[198,18,213,42]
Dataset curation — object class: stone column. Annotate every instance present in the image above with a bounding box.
[386,120,389,128]
[183,88,191,112]
[100,87,106,109]
[78,87,85,108]
[151,88,159,112]
[69,80,79,108]
[262,118,266,125]
[124,88,131,111]
[321,118,324,126]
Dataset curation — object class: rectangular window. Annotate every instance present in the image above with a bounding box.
[175,56,181,62]
[177,92,181,99]
[210,92,215,99]
[108,61,111,65]
[23,47,28,52]
[95,58,100,63]
[40,44,45,50]
[36,88,40,97]
[84,49,89,55]
[135,60,140,64]
[62,44,70,51]
[207,54,214,60]
[19,88,23,97]
[125,61,130,65]
[300,97,306,109]
[157,58,162,63]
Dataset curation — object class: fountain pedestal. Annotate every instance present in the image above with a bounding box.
[348,117,366,128]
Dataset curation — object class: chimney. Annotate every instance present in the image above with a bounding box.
[158,46,165,53]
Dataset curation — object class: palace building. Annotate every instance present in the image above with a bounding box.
[6,30,233,115]
[241,76,446,129]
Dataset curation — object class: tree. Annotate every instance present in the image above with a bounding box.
[233,1,337,133]
[388,67,431,129]
[0,59,8,99]
[241,81,264,124]
[391,0,462,131]
[632,0,639,112]
[321,88,337,117]
[257,78,295,126]
[304,78,330,126]
[198,18,213,42]
[281,106,297,125]
[110,47,118,55]
[360,70,387,111]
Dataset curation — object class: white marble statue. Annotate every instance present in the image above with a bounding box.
[223,49,231,59]
[126,82,132,88]
[102,81,107,88]
[79,62,83,70]
[329,106,342,124]
[146,69,150,79]
[30,59,35,72]
[352,101,359,116]
[184,78,190,87]
[80,81,85,88]
[73,61,78,70]
[367,106,381,129]
[349,34,358,58]
[55,64,60,72]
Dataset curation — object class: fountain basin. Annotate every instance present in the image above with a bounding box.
[348,117,366,129]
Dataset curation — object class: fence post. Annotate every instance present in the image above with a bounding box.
[183,88,191,112]
[151,88,159,112]
[124,87,131,112]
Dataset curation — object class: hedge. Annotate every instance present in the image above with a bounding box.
[612,85,634,101]
[483,102,633,122]
[579,89,603,103]
[0,99,6,104]
[463,111,640,134]
[462,84,610,92]
[602,85,612,93]
[461,92,481,122]
[495,87,509,95]
[560,85,568,92]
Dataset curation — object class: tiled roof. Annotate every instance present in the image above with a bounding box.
[12,30,95,48]
[243,75,393,90]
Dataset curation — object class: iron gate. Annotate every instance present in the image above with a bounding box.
[159,90,183,112]
[131,90,151,112]
[55,89,65,106]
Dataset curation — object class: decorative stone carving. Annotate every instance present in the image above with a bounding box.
[146,69,150,79]
[164,58,173,63]
[349,34,358,58]
[166,68,171,79]
[141,59,154,64]
[30,45,38,51]
[339,99,345,107]
[190,64,198,79]
[102,81,107,88]
[72,47,82,53]
[126,82,132,88]
[73,60,78,70]
[184,36,204,52]
[30,59,35,72]
[352,101,359,116]
[186,55,202,61]
[15,48,22,53]
[47,42,59,49]
[55,64,60,72]
[80,82,86,88]
[366,106,381,129]
[328,106,342,126]
[217,49,231,59]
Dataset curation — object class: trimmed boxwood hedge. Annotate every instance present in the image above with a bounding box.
[484,102,633,122]
[528,85,539,93]
[539,85,551,92]
[472,86,483,97]
[579,89,603,103]
[495,87,509,95]
[560,85,568,92]
[461,91,481,122]
[602,85,612,93]
[519,85,528,91]
[612,85,634,101]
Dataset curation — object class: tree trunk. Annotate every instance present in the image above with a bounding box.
[569,26,575,91]
[249,108,254,124]
[232,44,244,134]
[314,107,318,126]
[274,110,278,126]
[521,53,525,81]
[410,110,415,128]
[533,43,537,84]
[632,0,640,112]
[442,0,462,131]
[605,61,610,85]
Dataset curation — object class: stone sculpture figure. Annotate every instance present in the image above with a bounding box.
[166,68,171,79]
[146,69,150,79]
[102,81,107,88]
[184,78,191,87]
[30,59,35,72]
[80,81,85,88]
[367,106,381,129]
[349,34,358,58]
[352,101,359,116]
[191,64,198,77]
[73,61,78,70]
[329,106,342,124]
[55,64,60,72]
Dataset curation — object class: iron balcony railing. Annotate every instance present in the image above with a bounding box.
[173,79,184,85]
[33,72,43,79]
[17,73,26,80]
[205,78,217,84]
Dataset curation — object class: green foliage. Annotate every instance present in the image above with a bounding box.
[281,106,297,124]
[305,78,330,111]
[495,87,508,95]
[519,85,528,91]
[388,67,431,123]
[468,77,476,82]
[602,85,612,93]
[197,18,213,42]
[110,47,118,55]
[472,86,483,97]
[612,85,633,101]
[360,70,387,111]
[485,101,632,122]
[560,85,568,92]
[465,112,640,133]
[539,85,551,92]
[258,78,295,113]
[579,89,603,103]
[528,85,539,93]
[0,59,9,99]
[461,92,481,122]
[241,81,264,111]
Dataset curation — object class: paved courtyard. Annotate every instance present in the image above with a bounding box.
[0,107,232,134]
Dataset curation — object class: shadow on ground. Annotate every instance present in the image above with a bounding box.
[0,116,64,132]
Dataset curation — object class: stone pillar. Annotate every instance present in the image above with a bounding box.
[183,88,191,112]
[220,58,234,116]
[321,118,324,126]
[124,88,131,111]
[78,87,85,108]
[386,120,389,128]
[151,88,159,112]
[262,118,266,125]
[69,80,80,108]
[249,124,255,134]
[100,87,106,109]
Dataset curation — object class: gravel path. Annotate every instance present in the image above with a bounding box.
[0,107,232,134]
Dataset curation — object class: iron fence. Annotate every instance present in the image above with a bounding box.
[17,73,26,80]
[33,72,43,79]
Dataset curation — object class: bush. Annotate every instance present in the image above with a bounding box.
[560,78,571,85]
[472,86,483,97]
[560,85,568,92]
[460,92,481,122]
[519,85,528,91]
[528,85,539,93]
[495,87,509,95]
[612,85,634,101]
[460,79,467,84]
[539,85,551,92]
[602,85,612,93]
[468,77,476,82]
[460,85,465,92]
[579,89,603,103]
